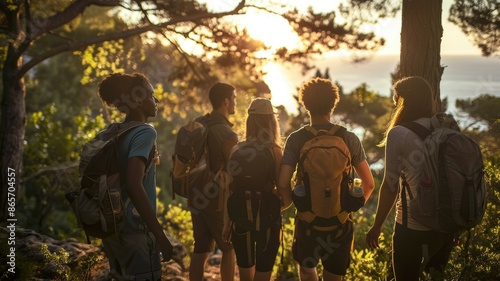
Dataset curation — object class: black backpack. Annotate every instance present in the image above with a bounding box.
[66,122,155,241]
[401,113,486,233]
[170,114,223,199]
[226,141,281,231]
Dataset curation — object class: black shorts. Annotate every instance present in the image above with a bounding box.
[191,209,233,253]
[392,223,455,280]
[292,219,353,275]
[231,220,281,272]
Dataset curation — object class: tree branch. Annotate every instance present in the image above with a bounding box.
[21,162,79,184]
[16,0,247,80]
[33,0,96,39]
[161,31,208,83]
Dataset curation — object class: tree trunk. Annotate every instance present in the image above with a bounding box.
[0,54,26,223]
[400,0,444,112]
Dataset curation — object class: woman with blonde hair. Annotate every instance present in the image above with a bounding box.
[366,76,456,280]
[223,98,283,281]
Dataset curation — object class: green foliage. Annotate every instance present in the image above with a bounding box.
[71,252,104,281]
[335,83,393,161]
[449,0,499,56]
[21,105,105,238]
[456,94,500,132]
[346,210,394,281]
[274,215,299,279]
[40,244,70,280]
[163,203,194,267]
[39,244,103,281]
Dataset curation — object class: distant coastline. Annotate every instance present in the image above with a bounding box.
[267,54,500,117]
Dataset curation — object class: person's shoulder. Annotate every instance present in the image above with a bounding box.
[127,123,157,139]
[271,143,283,156]
[342,128,357,138]
[289,125,310,137]
[390,124,412,136]
[386,125,412,145]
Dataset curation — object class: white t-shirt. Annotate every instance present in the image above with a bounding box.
[385,117,432,231]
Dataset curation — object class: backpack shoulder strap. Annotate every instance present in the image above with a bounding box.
[400,173,414,228]
[198,113,226,128]
[100,122,150,141]
[332,126,347,140]
[304,124,343,137]
[400,122,431,141]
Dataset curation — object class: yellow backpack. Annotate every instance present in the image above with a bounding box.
[293,125,352,232]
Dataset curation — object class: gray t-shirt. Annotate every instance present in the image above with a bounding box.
[385,117,432,231]
[281,123,367,169]
[190,112,238,213]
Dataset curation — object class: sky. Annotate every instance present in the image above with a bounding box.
[203,0,482,56]
[200,1,489,113]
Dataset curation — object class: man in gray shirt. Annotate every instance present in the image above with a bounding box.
[279,78,375,281]
[189,82,238,281]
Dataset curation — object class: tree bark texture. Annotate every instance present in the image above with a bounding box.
[1,56,26,223]
[400,0,444,112]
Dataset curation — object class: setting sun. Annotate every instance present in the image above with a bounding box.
[235,11,303,113]
[238,12,300,52]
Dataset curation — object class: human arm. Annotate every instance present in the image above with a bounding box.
[353,160,375,201]
[272,145,283,195]
[278,164,294,211]
[366,179,398,249]
[126,157,173,260]
[366,128,401,249]
[222,176,232,243]
[221,136,238,242]
[222,134,238,164]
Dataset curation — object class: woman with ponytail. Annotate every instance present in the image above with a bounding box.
[366,76,455,280]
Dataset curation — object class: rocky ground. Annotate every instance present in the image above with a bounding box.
[0,227,239,281]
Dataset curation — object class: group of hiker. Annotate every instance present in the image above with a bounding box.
[78,72,485,281]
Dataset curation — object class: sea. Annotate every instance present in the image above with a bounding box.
[266,54,500,125]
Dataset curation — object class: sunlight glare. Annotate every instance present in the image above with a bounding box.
[239,12,300,52]
[264,62,299,115]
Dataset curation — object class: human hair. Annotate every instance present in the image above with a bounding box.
[97,72,151,113]
[245,114,281,146]
[379,76,436,146]
[299,77,340,117]
[209,82,235,109]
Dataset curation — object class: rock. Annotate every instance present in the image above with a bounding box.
[0,227,187,280]
[167,233,187,270]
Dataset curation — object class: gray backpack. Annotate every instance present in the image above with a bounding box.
[401,113,486,233]
[66,122,154,241]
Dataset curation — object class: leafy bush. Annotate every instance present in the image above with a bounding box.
[21,105,106,239]
[162,203,194,267]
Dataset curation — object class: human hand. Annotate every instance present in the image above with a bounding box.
[366,226,382,249]
[157,234,173,262]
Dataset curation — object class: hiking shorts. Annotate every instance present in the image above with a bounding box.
[231,220,281,272]
[103,230,161,281]
[392,223,455,281]
[191,209,233,253]
[292,219,354,276]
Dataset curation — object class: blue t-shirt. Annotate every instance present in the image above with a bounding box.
[117,124,157,232]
